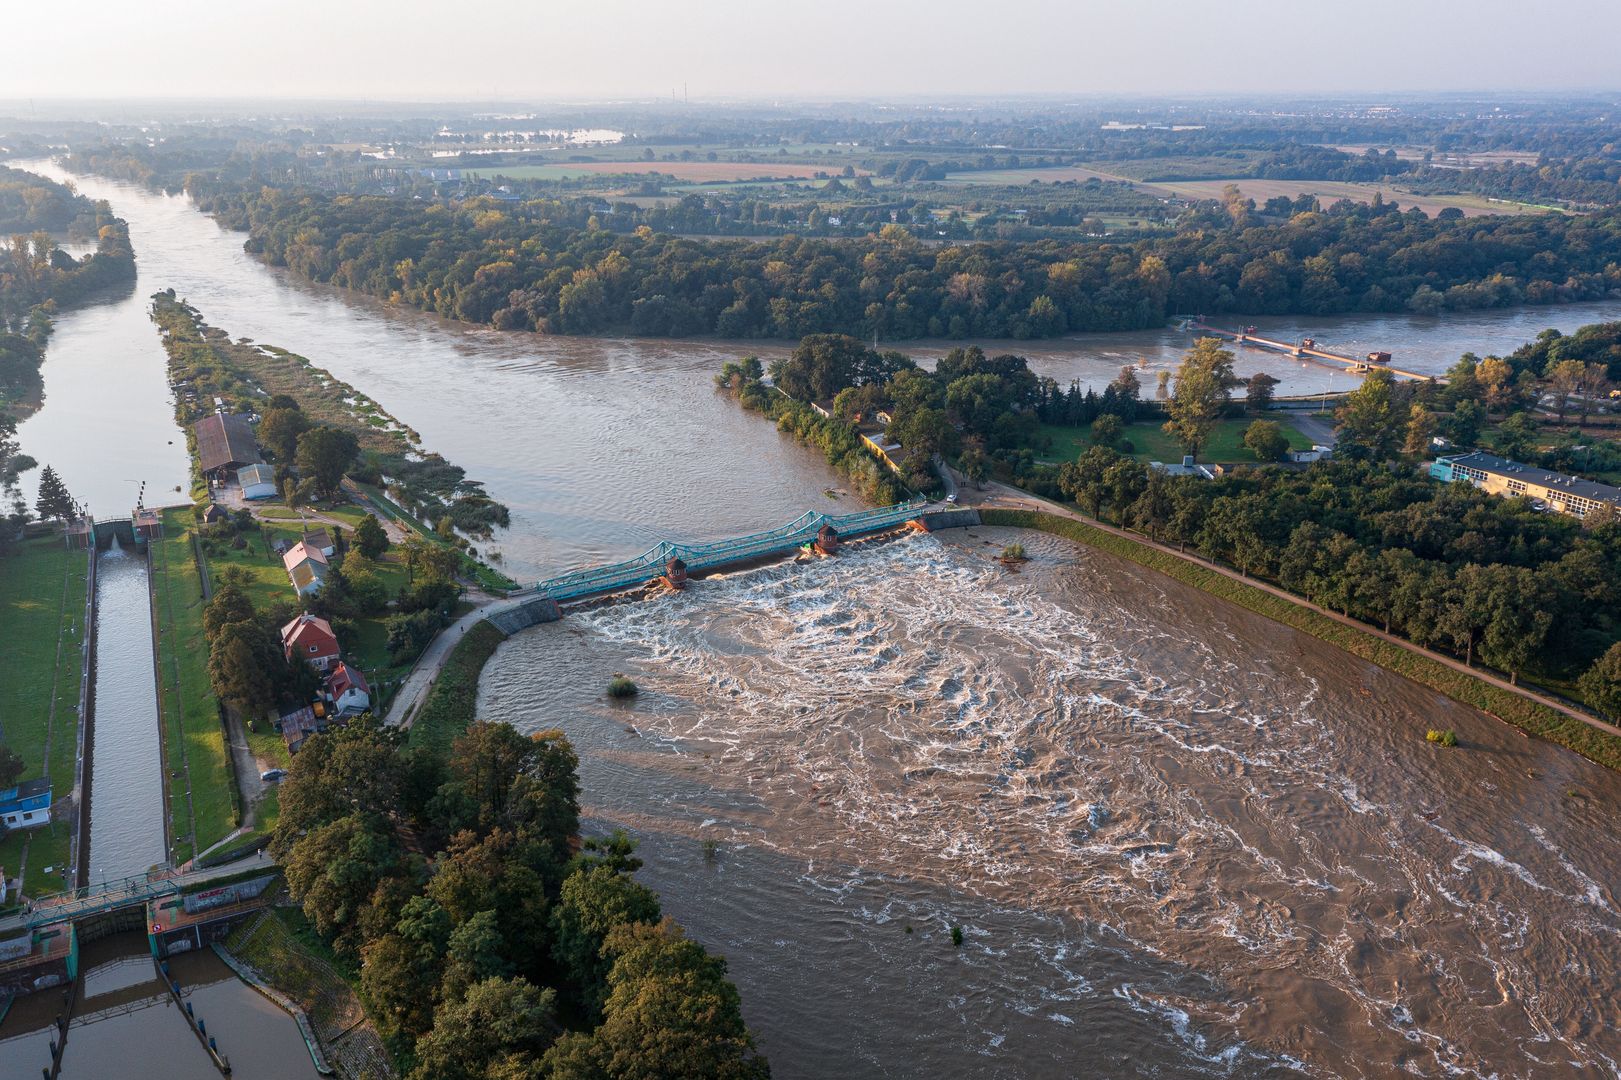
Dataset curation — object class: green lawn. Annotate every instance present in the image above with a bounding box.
[1036,416,1313,465]
[151,508,237,863]
[0,534,89,895]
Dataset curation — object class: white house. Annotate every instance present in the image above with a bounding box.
[0,779,52,831]
[283,541,329,597]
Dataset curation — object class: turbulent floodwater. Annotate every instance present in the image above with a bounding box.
[85,542,168,883]
[482,529,1621,1079]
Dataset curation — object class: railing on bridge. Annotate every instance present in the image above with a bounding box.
[7,870,181,931]
[531,500,928,602]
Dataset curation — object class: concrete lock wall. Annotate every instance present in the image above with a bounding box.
[486,597,562,636]
[914,509,982,531]
[181,874,277,914]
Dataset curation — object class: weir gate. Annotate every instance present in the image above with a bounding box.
[0,868,278,998]
[527,500,930,603]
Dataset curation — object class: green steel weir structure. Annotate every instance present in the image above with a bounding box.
[530,501,928,602]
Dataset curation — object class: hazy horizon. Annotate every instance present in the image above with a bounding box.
[6,0,1620,102]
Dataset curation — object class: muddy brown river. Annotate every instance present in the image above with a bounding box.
[482,529,1621,1079]
[6,159,1620,1077]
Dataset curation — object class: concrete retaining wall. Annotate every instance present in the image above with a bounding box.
[485,596,562,636]
[913,509,982,531]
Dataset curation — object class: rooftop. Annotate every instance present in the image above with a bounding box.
[238,462,275,486]
[1442,451,1621,505]
[193,412,261,474]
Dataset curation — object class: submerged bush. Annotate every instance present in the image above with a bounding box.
[607,675,639,700]
[950,926,964,947]
[1426,728,1459,747]
[1001,542,1027,561]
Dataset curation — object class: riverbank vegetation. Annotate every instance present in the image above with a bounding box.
[0,168,135,420]
[405,618,506,756]
[150,507,236,863]
[0,532,88,895]
[717,348,914,503]
[149,294,511,543]
[272,719,770,1078]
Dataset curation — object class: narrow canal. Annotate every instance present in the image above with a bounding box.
[84,537,168,883]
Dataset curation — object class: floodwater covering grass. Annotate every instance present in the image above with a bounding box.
[981,508,1621,772]
[0,534,88,895]
[406,619,507,756]
[1036,416,1312,464]
[151,507,236,862]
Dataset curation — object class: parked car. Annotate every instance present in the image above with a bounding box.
[259,768,286,783]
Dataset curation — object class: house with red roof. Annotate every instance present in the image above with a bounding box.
[326,662,372,718]
[281,614,341,672]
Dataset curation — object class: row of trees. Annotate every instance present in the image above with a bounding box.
[273,719,768,1079]
[174,178,1621,342]
[1053,453,1621,700]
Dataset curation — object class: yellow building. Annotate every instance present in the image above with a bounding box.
[1430,452,1621,519]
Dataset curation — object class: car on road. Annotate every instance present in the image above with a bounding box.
[946,494,958,504]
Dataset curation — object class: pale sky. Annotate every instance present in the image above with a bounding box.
[5,0,1620,101]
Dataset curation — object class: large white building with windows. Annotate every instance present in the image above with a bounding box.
[1430,451,1621,519]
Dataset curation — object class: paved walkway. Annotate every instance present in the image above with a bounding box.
[963,481,1621,742]
[383,596,514,727]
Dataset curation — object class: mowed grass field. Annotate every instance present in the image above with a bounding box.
[0,534,88,896]
[465,161,865,182]
[1036,416,1312,464]
[151,507,236,863]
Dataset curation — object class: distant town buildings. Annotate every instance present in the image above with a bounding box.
[1430,451,1621,519]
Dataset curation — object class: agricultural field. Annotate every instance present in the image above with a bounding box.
[1034,416,1313,465]
[1143,178,1558,217]
[943,164,1556,218]
[943,164,1139,185]
[0,534,89,896]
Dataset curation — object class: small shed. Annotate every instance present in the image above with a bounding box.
[276,705,322,755]
[201,503,230,524]
[238,463,276,500]
[302,528,336,558]
[815,524,840,555]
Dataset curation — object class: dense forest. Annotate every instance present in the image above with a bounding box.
[272,718,770,1079]
[162,181,1621,341]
